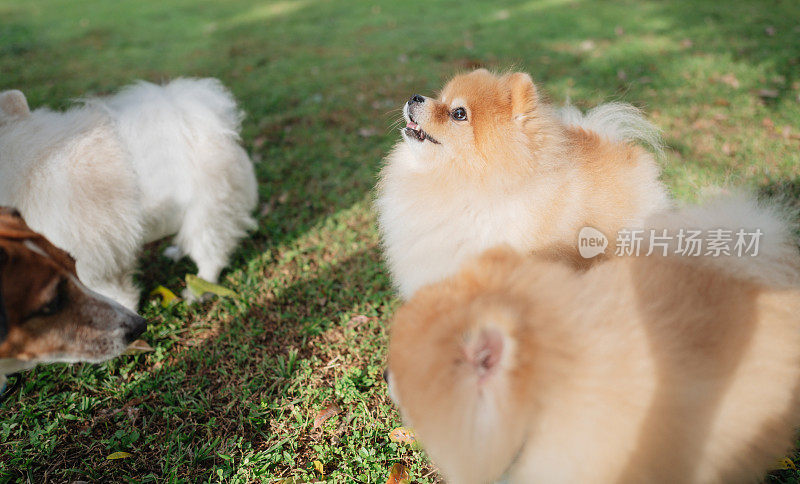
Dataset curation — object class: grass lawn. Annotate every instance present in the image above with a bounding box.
[1,0,799,481]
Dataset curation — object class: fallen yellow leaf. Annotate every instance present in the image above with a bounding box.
[185,274,238,299]
[313,460,324,476]
[775,457,796,470]
[150,285,179,307]
[106,451,132,460]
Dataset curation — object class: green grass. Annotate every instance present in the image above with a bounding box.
[0,0,799,481]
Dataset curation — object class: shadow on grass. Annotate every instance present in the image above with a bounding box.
[19,246,395,481]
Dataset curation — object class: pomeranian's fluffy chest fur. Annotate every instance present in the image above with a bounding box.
[378,142,582,298]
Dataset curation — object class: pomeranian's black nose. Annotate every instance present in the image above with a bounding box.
[409,94,425,105]
[383,367,390,383]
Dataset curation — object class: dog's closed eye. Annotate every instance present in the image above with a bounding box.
[27,277,67,320]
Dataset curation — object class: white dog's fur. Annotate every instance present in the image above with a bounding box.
[0,79,258,309]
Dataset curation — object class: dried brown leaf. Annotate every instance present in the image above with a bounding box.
[720,73,740,89]
[253,136,267,149]
[389,427,416,444]
[385,463,410,484]
[123,339,154,355]
[313,403,342,429]
[350,314,370,325]
[721,143,733,156]
[758,89,779,99]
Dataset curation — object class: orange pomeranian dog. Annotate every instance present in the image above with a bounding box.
[375,69,670,299]
[386,194,800,484]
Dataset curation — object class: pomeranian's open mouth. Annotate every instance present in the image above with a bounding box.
[404,119,440,144]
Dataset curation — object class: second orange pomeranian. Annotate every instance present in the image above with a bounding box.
[376,69,670,299]
[386,194,800,484]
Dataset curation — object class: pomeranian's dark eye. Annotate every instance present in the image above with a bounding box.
[451,107,467,121]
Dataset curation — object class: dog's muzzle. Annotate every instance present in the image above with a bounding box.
[402,95,440,144]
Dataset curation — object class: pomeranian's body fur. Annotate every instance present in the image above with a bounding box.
[376,69,669,299]
[388,194,800,484]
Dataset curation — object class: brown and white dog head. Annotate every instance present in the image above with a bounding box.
[0,207,146,386]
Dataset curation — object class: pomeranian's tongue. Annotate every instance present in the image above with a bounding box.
[406,121,420,130]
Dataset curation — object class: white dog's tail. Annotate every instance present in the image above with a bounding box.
[159,78,245,139]
[91,77,245,141]
[557,102,663,155]
[644,190,800,287]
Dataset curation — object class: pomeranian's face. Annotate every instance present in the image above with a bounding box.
[401,69,538,165]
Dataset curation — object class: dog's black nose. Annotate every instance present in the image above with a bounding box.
[383,367,390,383]
[124,315,148,344]
[409,94,425,105]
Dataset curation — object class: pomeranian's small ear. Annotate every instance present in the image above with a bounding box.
[508,72,537,120]
[463,325,507,383]
[0,90,30,118]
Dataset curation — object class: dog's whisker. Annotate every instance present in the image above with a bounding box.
[386,118,405,132]
[382,107,404,117]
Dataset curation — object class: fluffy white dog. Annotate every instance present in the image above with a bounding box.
[0,78,258,309]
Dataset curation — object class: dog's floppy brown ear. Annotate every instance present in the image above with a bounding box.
[508,72,538,120]
[0,207,21,219]
[0,247,7,343]
[0,90,30,118]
